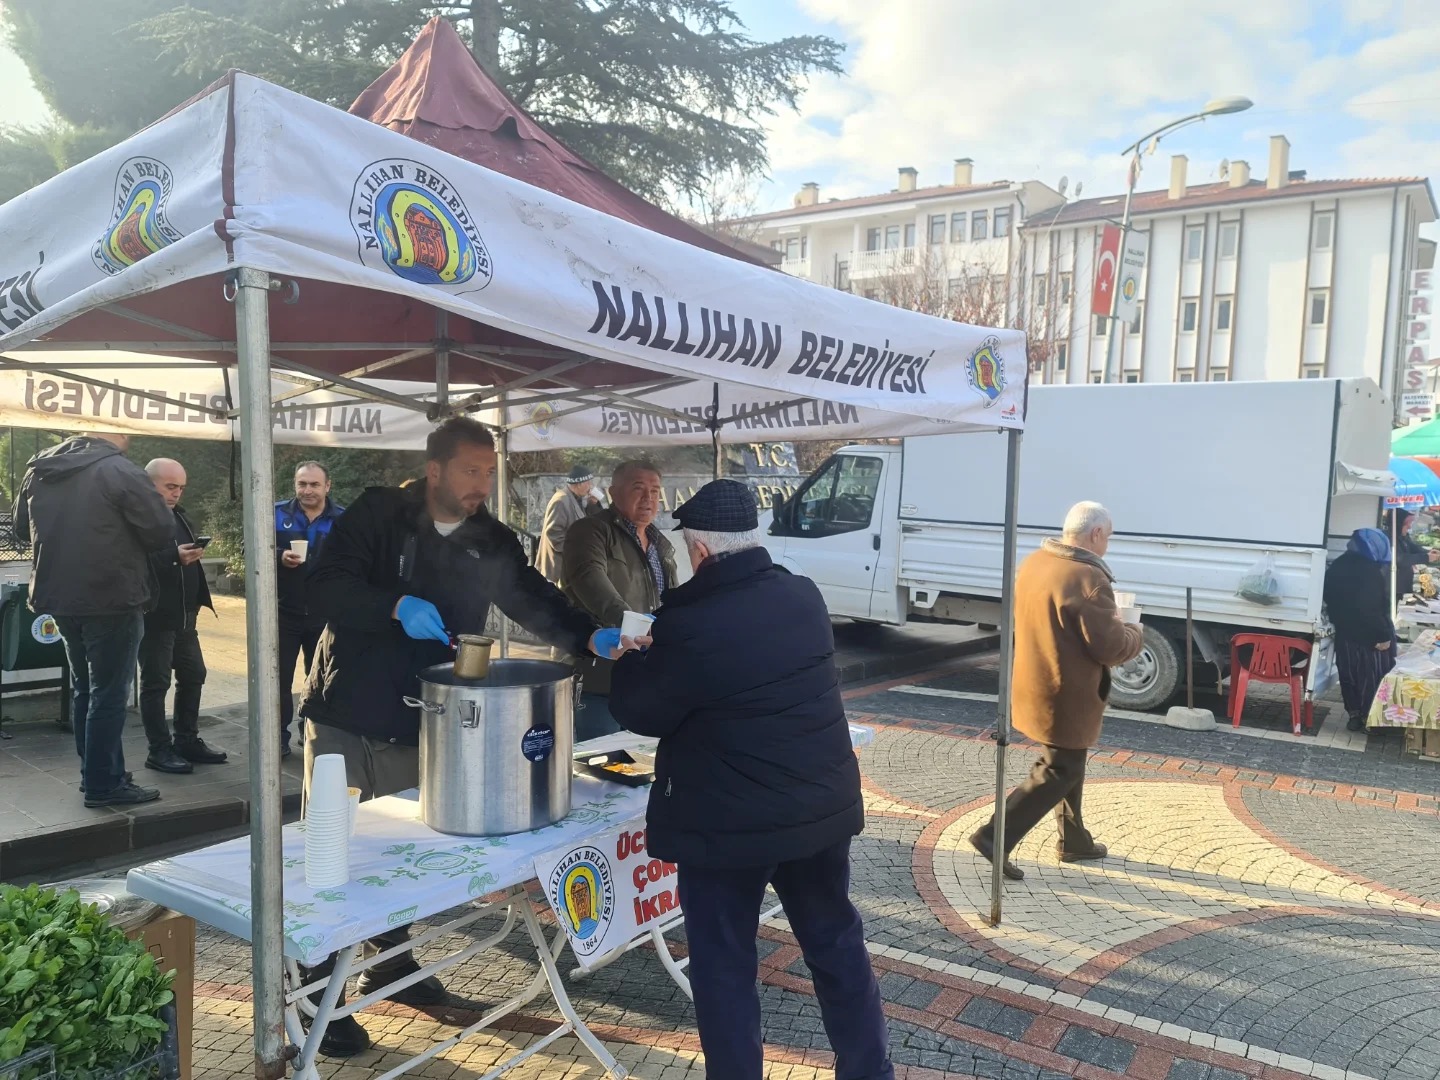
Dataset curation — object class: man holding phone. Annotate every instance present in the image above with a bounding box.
[138,458,227,773]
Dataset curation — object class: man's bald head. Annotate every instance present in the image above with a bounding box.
[146,458,187,509]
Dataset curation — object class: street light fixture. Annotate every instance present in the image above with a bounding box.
[1103,96,1253,383]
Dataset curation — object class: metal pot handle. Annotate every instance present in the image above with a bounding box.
[402,696,444,714]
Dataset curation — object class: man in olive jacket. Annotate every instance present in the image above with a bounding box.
[970,501,1144,881]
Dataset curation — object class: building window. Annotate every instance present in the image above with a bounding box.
[947,277,962,296]
[1218,222,1239,260]
[1058,272,1072,303]
[1215,295,1234,332]
[1178,372,1195,382]
[1095,314,1109,337]
[1124,373,1139,384]
[784,236,803,260]
[991,274,1008,309]
[951,212,966,243]
[1303,366,1324,379]
[836,261,850,291]
[928,214,946,245]
[903,223,916,248]
[1128,300,1144,336]
[1312,211,1335,252]
[866,228,881,252]
[1210,369,1229,382]
[1033,273,1047,306]
[1056,342,1068,372]
[1308,288,1329,327]
[1185,225,1204,262]
[972,210,989,241]
[994,207,1012,238]
[1181,298,1199,333]
[884,225,901,250]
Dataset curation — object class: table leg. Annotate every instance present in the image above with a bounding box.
[286,945,357,1080]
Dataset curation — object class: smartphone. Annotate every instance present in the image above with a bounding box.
[194,536,213,548]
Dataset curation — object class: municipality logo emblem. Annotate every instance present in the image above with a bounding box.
[93,157,181,276]
[547,845,615,958]
[964,336,1006,408]
[527,401,556,442]
[351,158,492,289]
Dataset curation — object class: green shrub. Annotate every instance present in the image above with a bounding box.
[0,884,174,1078]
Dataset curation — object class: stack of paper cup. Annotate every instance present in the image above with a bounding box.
[620,610,656,642]
[304,754,350,888]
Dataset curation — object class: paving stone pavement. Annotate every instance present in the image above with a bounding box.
[177,650,1439,1079]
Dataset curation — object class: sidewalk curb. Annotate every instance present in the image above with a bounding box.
[2,631,994,881]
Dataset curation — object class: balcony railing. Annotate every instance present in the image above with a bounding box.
[780,256,811,278]
[851,246,918,278]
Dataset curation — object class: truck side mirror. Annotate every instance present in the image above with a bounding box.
[769,494,787,532]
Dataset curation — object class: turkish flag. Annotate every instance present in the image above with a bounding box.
[1092,224,1121,317]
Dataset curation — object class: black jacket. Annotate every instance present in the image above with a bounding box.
[299,480,599,745]
[12,436,174,617]
[1323,552,1395,645]
[609,547,863,869]
[275,497,345,629]
[144,506,215,632]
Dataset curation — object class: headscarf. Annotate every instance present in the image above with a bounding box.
[1347,528,1392,563]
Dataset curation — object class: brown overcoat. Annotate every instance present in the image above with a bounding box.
[1011,539,1145,750]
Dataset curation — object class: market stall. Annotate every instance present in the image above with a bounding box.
[1366,630,1440,760]
[0,50,1029,1075]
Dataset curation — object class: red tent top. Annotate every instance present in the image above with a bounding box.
[348,17,759,265]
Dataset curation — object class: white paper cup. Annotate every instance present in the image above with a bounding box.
[1113,591,1136,609]
[308,754,349,812]
[348,786,361,837]
[1120,605,1142,625]
[290,539,309,562]
[620,610,656,642]
[303,807,350,887]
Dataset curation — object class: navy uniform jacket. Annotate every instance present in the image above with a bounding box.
[274,497,344,630]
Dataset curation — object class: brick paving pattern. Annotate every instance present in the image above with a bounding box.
[173,650,1437,1078]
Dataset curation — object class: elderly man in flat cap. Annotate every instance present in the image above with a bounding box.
[610,479,893,1080]
[534,463,601,585]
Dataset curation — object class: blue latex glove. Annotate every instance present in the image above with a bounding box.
[591,627,622,657]
[395,596,449,643]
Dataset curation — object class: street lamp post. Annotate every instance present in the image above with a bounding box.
[1102,96,1253,384]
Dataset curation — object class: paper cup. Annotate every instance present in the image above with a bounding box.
[1113,591,1136,609]
[303,805,350,887]
[348,786,361,837]
[290,539,309,562]
[1120,605,1142,625]
[620,610,656,642]
[308,753,349,812]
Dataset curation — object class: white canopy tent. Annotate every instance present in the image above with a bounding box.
[0,69,1028,1074]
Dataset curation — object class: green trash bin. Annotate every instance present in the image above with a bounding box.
[1,582,66,672]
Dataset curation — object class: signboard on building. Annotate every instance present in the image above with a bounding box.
[1401,269,1434,418]
[1114,232,1149,325]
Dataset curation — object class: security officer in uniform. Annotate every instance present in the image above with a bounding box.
[610,481,893,1080]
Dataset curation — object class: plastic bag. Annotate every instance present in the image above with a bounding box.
[1237,554,1282,606]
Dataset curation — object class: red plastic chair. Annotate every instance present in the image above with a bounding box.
[1228,633,1314,735]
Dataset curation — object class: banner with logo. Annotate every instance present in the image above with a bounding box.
[533,821,679,969]
[1114,232,1148,326]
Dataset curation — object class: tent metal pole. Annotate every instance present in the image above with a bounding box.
[234,268,287,1080]
[435,309,450,410]
[988,428,1022,927]
[711,384,722,480]
[496,392,510,658]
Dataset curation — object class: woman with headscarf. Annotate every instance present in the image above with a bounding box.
[1323,528,1397,732]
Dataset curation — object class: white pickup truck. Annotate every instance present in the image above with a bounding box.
[763,378,1393,710]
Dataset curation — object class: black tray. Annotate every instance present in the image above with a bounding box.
[573,749,655,787]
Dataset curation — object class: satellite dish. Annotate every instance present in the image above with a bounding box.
[1058,175,1069,197]
[1074,181,1084,199]
[1219,158,1230,179]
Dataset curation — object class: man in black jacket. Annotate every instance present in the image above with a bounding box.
[610,480,893,1080]
[138,458,228,775]
[12,432,175,807]
[297,416,613,1056]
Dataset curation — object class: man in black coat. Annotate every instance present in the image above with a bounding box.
[296,416,612,1057]
[138,458,227,775]
[610,480,893,1080]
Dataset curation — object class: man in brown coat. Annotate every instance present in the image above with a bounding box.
[970,501,1144,881]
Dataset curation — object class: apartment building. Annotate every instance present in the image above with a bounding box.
[1021,136,1436,396]
[745,160,1064,312]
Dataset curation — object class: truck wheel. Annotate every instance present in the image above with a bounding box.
[1109,625,1181,712]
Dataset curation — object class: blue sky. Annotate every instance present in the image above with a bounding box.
[2,1,1435,229]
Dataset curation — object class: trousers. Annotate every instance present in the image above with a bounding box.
[279,622,322,749]
[676,839,894,1080]
[138,620,207,751]
[55,612,144,796]
[974,744,1093,855]
[303,719,418,974]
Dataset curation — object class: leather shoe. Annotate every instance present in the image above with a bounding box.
[304,1014,371,1058]
[145,747,195,774]
[356,963,448,1007]
[174,738,228,764]
[1346,714,1366,732]
[84,782,161,808]
[79,771,131,794]
[1059,842,1109,864]
[968,830,1024,881]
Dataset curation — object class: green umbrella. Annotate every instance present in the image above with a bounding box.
[1392,418,1440,457]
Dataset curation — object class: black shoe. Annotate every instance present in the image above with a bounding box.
[1347,714,1366,732]
[79,771,132,794]
[968,830,1025,881]
[84,782,161,808]
[356,963,448,1007]
[303,1014,371,1058]
[174,738,228,764]
[282,742,293,759]
[1059,842,1109,864]
[145,747,195,774]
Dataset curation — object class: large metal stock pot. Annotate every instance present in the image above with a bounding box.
[405,658,577,836]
